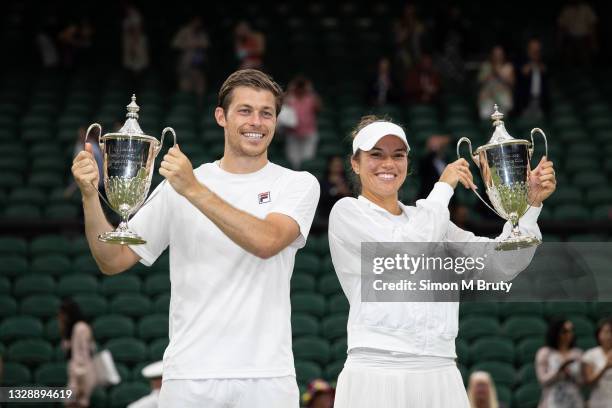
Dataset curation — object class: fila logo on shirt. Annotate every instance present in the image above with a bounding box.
[258,191,271,204]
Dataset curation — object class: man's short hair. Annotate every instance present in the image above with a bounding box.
[218,69,284,116]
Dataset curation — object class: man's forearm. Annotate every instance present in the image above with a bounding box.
[185,183,283,259]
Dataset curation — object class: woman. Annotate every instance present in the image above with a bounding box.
[59,299,96,408]
[467,371,500,408]
[581,317,612,407]
[536,319,584,408]
[328,115,556,407]
[478,45,515,120]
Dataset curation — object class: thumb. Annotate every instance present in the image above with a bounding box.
[84,142,93,153]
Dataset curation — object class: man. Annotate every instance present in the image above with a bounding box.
[71,69,320,407]
[127,361,163,408]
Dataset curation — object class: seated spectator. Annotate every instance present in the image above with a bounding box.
[284,75,321,169]
[172,16,210,106]
[582,317,612,408]
[368,57,399,106]
[557,0,598,67]
[59,299,96,408]
[515,38,549,120]
[319,155,351,217]
[405,53,441,103]
[301,379,335,408]
[536,319,584,408]
[478,46,514,120]
[234,21,265,70]
[467,371,501,408]
[122,5,149,77]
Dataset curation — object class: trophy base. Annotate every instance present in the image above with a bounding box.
[98,231,146,245]
[496,235,541,251]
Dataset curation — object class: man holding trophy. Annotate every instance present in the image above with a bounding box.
[72,69,320,407]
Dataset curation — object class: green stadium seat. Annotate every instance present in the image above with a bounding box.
[6,339,53,365]
[30,235,72,256]
[144,274,170,296]
[35,362,68,386]
[517,337,545,365]
[502,316,547,341]
[153,293,170,314]
[293,336,331,365]
[148,337,168,360]
[0,362,32,386]
[328,293,349,314]
[108,382,149,408]
[573,171,607,190]
[458,316,500,341]
[0,316,43,342]
[0,296,17,317]
[317,274,342,296]
[20,294,61,318]
[514,382,541,408]
[592,302,612,320]
[295,360,322,386]
[544,186,582,207]
[8,187,46,206]
[57,275,98,297]
[105,337,147,364]
[470,361,516,388]
[0,276,10,294]
[115,363,131,382]
[569,315,595,337]
[459,302,499,318]
[45,203,79,219]
[518,362,537,384]
[92,315,135,341]
[28,172,64,189]
[109,294,152,318]
[101,274,141,296]
[544,302,589,319]
[321,313,348,340]
[496,385,512,407]
[0,237,27,256]
[13,274,55,297]
[294,253,321,276]
[31,254,72,276]
[553,204,590,221]
[291,313,319,337]
[324,359,345,382]
[291,292,326,317]
[44,318,60,342]
[499,303,543,318]
[4,204,41,219]
[469,336,514,364]
[291,273,316,293]
[138,314,168,341]
[456,337,470,366]
[564,157,597,173]
[0,255,28,277]
[73,254,101,274]
[73,294,108,319]
[577,335,597,350]
[0,171,24,189]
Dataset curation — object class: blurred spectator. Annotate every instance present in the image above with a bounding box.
[417,134,451,200]
[284,75,321,169]
[557,0,598,67]
[127,361,162,408]
[405,53,441,103]
[433,5,469,87]
[59,299,96,408]
[65,126,103,198]
[172,17,210,105]
[319,155,351,217]
[368,57,399,106]
[393,3,425,73]
[467,371,501,408]
[36,18,59,68]
[536,319,584,408]
[234,22,265,70]
[581,317,612,408]
[122,5,149,76]
[515,38,549,120]
[478,46,515,120]
[301,378,335,408]
[58,18,94,68]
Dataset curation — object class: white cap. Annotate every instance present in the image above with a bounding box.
[352,121,410,154]
[141,361,163,379]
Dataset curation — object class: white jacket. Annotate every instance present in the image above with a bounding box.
[328,182,542,358]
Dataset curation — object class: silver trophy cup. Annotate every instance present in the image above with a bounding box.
[457,105,548,251]
[85,95,176,245]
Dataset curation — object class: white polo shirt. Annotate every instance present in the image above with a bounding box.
[328,182,541,358]
[129,161,320,379]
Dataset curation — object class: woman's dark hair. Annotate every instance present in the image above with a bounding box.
[546,318,576,349]
[59,298,86,341]
[595,317,612,345]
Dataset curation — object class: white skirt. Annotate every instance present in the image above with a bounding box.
[334,348,470,408]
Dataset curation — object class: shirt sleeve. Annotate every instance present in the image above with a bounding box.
[128,180,171,266]
[270,171,320,249]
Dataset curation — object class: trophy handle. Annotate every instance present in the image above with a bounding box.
[159,127,177,154]
[529,128,548,161]
[86,123,103,150]
[456,137,505,219]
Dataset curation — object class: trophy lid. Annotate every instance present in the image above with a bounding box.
[475,104,529,153]
[102,95,158,143]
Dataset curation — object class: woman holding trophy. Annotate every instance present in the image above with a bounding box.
[328,114,556,407]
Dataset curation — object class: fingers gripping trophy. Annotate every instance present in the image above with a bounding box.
[85,95,176,245]
[457,104,548,251]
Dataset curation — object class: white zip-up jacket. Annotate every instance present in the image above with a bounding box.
[328,182,542,358]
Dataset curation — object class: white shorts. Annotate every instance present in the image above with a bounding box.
[334,349,470,408]
[157,376,299,408]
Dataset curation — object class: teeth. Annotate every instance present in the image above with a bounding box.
[243,132,263,139]
[377,173,395,180]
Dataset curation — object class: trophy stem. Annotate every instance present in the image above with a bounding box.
[98,215,147,245]
[495,221,541,251]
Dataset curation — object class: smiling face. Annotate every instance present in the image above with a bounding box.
[351,135,408,201]
[215,86,277,159]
